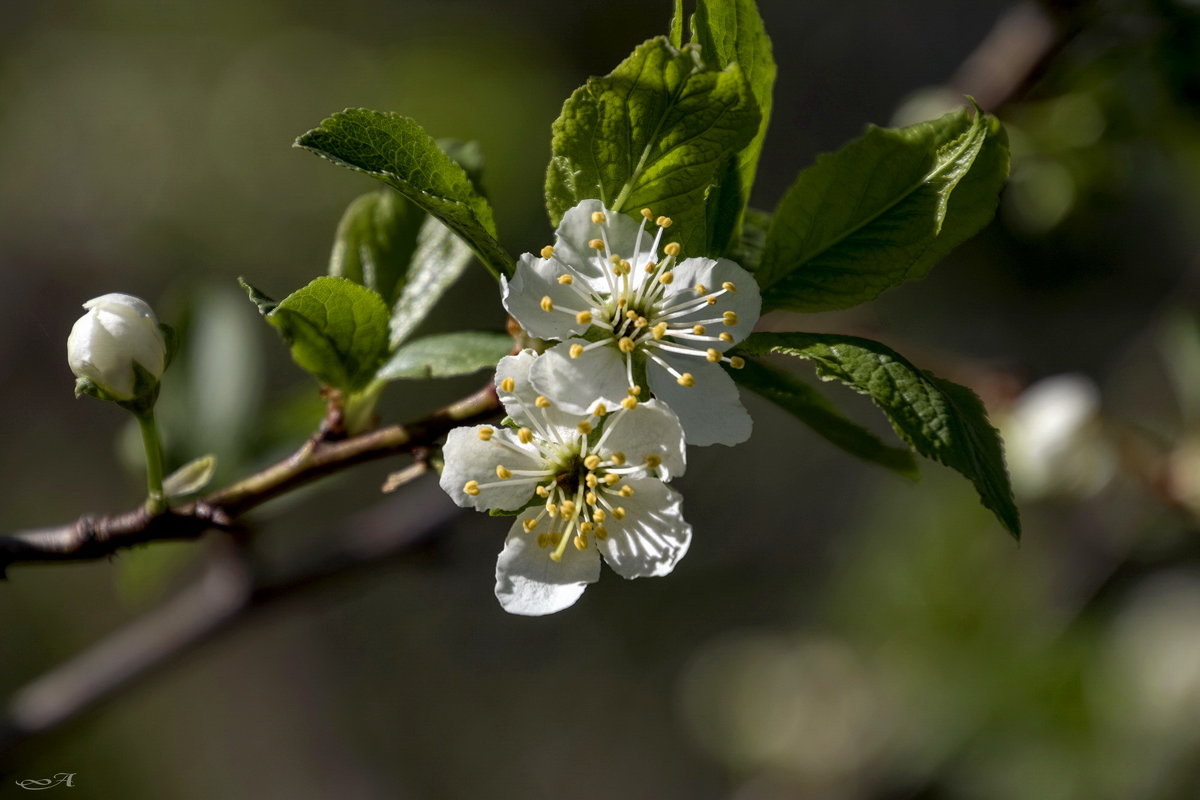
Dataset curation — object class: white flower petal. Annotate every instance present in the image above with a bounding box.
[663,257,761,349]
[596,400,687,480]
[597,478,691,579]
[553,200,645,282]
[439,426,544,511]
[494,350,581,434]
[529,340,629,415]
[501,254,590,341]
[495,511,601,615]
[647,355,752,446]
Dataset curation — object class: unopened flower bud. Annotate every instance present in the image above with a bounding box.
[67,293,167,402]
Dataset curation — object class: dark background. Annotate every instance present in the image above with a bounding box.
[3,0,1200,797]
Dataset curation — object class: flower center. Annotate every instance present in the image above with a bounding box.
[538,208,746,398]
[467,399,663,563]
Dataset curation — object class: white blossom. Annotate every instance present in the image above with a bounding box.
[502,200,761,446]
[67,293,167,402]
[440,350,691,615]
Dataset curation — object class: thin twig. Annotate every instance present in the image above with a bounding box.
[0,384,499,573]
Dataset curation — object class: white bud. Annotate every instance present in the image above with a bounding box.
[67,293,167,401]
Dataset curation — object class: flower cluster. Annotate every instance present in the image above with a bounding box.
[442,200,761,615]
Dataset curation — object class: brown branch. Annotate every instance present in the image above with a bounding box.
[0,477,461,762]
[0,383,499,574]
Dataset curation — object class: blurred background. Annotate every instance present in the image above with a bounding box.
[3,0,1200,797]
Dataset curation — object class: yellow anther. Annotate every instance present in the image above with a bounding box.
[594,403,608,416]
[645,455,662,469]
[589,238,605,250]
[500,377,515,392]
[536,532,551,548]
[547,503,559,517]
[656,216,673,228]
[641,208,654,219]
[540,295,554,312]
[463,480,480,496]
[619,484,635,498]
[617,297,628,307]
[586,473,599,488]
[618,337,636,353]
[664,242,681,258]
[609,254,622,265]
[695,283,709,295]
[644,261,657,273]
[719,332,734,343]
[722,281,737,292]
[612,507,627,520]
[540,245,555,259]
[523,518,539,533]
[604,473,621,486]
[577,420,593,435]
[706,296,718,305]
[573,535,588,551]
[496,465,512,479]
[634,316,648,328]
[610,452,626,465]
[551,532,563,546]
[557,274,574,285]
[706,348,722,363]
[535,485,550,498]
[586,491,598,506]
[569,343,584,359]
[621,396,638,410]
[561,500,577,517]
[595,524,609,540]
[677,372,696,387]
[729,356,746,369]
[625,309,639,320]
[627,385,642,396]
[620,259,632,273]
[477,426,494,441]
[518,427,534,444]
[584,454,602,470]
[535,395,551,408]
[659,272,674,285]
[576,310,593,325]
[723,311,738,325]
[652,322,668,339]
[693,324,707,335]
[591,210,607,224]
[592,509,606,522]
[580,521,594,535]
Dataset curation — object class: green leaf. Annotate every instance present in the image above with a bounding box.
[691,0,776,253]
[741,331,1020,538]
[238,278,278,315]
[262,276,390,392]
[732,357,917,476]
[758,106,1009,312]
[669,0,685,48]
[730,206,770,273]
[377,331,513,381]
[296,109,512,279]
[162,454,217,500]
[545,37,760,256]
[329,189,424,306]
[388,216,476,349]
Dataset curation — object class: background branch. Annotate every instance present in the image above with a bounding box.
[0,475,459,764]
